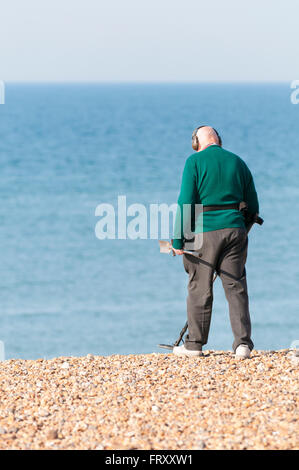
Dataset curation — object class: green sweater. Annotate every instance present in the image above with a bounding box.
[173,145,259,249]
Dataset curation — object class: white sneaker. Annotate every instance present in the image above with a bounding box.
[235,344,251,359]
[173,344,203,357]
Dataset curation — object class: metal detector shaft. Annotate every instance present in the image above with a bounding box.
[171,270,217,348]
[157,270,217,350]
[173,321,188,347]
[168,221,261,347]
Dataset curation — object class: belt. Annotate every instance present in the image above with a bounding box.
[203,203,240,212]
[184,203,245,243]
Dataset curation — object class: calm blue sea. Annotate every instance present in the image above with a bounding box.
[0,83,298,359]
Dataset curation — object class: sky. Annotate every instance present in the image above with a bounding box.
[0,0,298,82]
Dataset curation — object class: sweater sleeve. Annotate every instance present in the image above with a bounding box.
[173,157,197,249]
[244,173,259,216]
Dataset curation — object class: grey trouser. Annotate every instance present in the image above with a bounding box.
[183,227,253,352]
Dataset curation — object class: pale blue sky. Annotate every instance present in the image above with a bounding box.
[0,0,298,82]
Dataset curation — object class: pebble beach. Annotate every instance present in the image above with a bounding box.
[0,350,298,450]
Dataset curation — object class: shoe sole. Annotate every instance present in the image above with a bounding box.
[173,349,203,357]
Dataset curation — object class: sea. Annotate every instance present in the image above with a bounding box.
[0,83,298,359]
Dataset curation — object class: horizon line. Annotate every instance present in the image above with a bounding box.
[3,79,292,85]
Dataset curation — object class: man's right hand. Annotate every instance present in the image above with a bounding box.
[172,248,184,256]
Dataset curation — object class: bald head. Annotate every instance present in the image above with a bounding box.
[196,126,220,150]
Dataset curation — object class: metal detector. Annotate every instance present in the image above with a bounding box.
[158,214,263,351]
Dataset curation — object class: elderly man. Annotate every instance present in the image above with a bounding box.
[172,126,259,359]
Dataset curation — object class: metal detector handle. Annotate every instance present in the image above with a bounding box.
[246,214,264,234]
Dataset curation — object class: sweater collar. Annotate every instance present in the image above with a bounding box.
[201,143,219,151]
